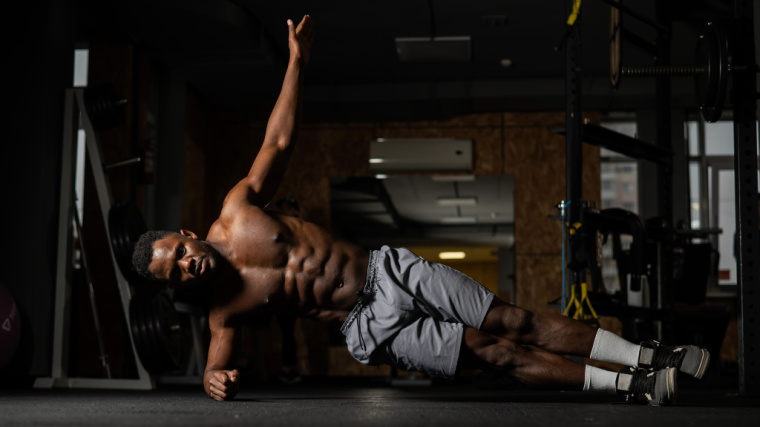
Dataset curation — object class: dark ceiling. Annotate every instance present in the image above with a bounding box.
[77,0,734,122]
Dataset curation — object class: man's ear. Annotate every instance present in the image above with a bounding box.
[180,229,199,239]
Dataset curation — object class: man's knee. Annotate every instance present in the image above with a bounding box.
[485,299,536,337]
[463,329,521,371]
[510,308,536,335]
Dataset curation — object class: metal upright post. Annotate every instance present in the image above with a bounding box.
[654,3,675,342]
[565,0,585,291]
[732,0,760,396]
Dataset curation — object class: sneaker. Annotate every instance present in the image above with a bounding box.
[616,367,678,406]
[638,341,711,380]
[276,370,302,385]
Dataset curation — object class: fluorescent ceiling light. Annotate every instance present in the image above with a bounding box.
[436,197,477,206]
[439,251,466,260]
[440,216,477,224]
[375,174,388,179]
[369,158,384,164]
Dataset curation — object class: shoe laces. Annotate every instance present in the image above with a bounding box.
[652,345,686,370]
[627,369,656,404]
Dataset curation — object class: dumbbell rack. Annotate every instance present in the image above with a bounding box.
[34,88,154,390]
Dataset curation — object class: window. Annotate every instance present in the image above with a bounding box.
[598,119,640,293]
[686,116,760,288]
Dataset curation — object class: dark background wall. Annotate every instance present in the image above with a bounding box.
[4,0,76,380]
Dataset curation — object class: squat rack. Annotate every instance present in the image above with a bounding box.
[561,0,759,395]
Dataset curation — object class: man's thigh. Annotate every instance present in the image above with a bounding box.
[378,315,464,377]
[381,246,495,327]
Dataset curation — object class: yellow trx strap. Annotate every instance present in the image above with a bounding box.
[567,0,582,26]
[562,282,598,321]
[565,221,582,236]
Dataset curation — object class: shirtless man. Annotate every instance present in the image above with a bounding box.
[131,15,710,406]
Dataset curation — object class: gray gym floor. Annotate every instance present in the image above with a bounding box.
[1,377,759,427]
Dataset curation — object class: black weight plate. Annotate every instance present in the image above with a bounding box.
[130,293,159,374]
[108,203,147,283]
[130,291,185,375]
[695,22,728,122]
[155,294,183,368]
[107,204,125,274]
[144,294,172,372]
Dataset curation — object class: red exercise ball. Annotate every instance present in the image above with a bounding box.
[0,283,21,371]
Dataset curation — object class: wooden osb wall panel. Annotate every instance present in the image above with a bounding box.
[515,255,563,315]
[505,127,566,254]
[182,90,213,235]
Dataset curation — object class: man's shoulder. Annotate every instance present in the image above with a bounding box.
[211,203,271,236]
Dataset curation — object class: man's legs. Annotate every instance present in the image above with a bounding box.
[476,298,709,381]
[458,327,678,406]
[478,299,640,365]
[459,327,586,389]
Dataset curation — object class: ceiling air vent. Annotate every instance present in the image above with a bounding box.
[395,37,471,62]
[369,138,472,173]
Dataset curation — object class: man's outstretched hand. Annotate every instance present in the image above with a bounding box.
[288,15,314,65]
[207,369,240,401]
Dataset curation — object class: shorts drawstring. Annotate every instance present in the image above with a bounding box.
[340,251,379,361]
[356,291,367,357]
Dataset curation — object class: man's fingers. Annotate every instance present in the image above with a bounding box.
[287,19,294,33]
[297,15,311,32]
[295,15,312,37]
[209,384,228,400]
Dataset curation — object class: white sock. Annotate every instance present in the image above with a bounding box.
[583,365,618,393]
[589,329,641,367]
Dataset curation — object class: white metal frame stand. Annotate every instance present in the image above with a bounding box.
[34,88,154,390]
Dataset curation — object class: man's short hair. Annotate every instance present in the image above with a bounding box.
[132,230,173,281]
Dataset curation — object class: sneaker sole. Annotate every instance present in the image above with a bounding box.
[655,367,678,406]
[692,349,711,380]
[666,367,677,405]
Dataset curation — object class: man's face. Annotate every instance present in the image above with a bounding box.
[148,232,219,289]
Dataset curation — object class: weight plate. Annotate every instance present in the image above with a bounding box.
[129,290,185,375]
[108,203,147,283]
[695,22,728,122]
[130,292,159,373]
[144,294,171,372]
[155,294,183,368]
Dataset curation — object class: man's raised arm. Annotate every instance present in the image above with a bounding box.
[226,15,314,209]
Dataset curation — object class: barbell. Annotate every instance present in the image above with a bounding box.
[611,21,745,123]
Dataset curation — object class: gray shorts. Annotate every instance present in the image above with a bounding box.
[340,246,495,377]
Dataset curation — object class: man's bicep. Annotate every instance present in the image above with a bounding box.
[242,143,291,208]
